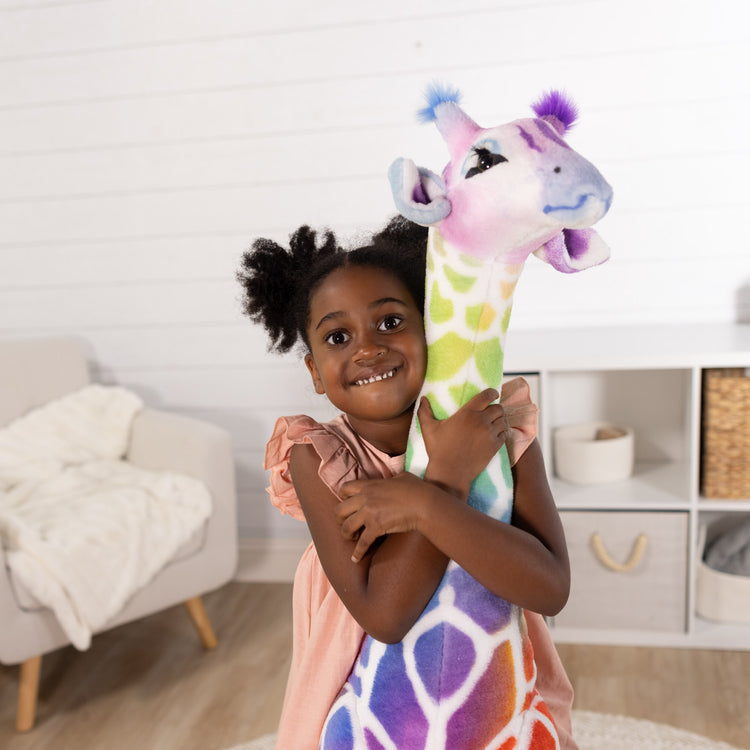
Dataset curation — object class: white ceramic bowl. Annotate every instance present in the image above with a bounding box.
[553,423,634,485]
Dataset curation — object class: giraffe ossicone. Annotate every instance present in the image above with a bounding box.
[319,86,612,750]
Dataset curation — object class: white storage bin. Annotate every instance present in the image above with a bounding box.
[696,523,750,626]
[555,511,688,632]
[554,423,634,485]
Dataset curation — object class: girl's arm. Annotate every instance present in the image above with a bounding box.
[291,447,448,641]
[338,439,570,617]
[290,389,507,643]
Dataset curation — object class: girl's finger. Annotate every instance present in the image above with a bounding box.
[339,513,363,539]
[335,497,362,525]
[466,388,500,410]
[417,396,436,426]
[339,480,363,500]
[351,529,376,563]
[482,402,504,419]
[490,407,509,430]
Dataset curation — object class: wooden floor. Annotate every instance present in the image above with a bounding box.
[1,582,749,749]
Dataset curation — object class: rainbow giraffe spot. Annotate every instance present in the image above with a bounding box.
[444,265,478,293]
[414,623,476,701]
[474,338,504,386]
[322,705,354,749]
[501,280,518,299]
[431,232,448,257]
[469,469,500,517]
[426,332,473,382]
[466,302,497,332]
[430,281,455,324]
[458,252,485,268]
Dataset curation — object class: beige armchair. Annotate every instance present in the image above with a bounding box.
[0,337,238,730]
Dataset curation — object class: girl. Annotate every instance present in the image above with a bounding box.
[239,217,576,750]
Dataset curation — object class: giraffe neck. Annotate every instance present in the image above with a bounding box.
[419,228,524,419]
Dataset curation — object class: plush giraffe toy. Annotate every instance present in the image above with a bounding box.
[319,87,612,749]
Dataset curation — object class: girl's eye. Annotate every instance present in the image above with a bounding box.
[324,330,350,346]
[378,314,404,332]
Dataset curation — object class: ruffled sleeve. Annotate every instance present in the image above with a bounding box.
[501,376,539,466]
[264,414,367,521]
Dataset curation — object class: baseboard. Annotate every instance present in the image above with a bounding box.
[234,537,310,582]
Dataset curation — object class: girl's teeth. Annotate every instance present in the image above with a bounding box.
[356,369,396,386]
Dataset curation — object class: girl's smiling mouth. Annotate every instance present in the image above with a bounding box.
[354,367,398,387]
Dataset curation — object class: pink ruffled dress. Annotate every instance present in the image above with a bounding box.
[264,379,577,750]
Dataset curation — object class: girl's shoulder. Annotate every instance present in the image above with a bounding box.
[264,414,403,521]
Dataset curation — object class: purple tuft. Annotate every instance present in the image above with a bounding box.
[417,82,462,123]
[531,90,578,133]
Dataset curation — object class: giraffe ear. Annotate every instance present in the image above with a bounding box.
[388,157,452,227]
[533,228,610,273]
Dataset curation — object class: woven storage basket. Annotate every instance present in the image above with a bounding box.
[701,368,750,499]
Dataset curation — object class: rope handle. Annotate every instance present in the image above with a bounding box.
[591,532,648,573]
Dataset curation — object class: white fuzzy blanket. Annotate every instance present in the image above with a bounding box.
[0,384,212,650]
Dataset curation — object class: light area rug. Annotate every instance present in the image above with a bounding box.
[224,710,746,750]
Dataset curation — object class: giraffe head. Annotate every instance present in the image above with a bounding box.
[389,86,613,271]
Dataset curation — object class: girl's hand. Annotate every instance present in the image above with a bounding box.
[337,473,430,562]
[418,388,509,498]
[336,440,570,615]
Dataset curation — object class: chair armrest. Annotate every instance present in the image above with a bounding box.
[126,408,238,577]
[127,409,234,500]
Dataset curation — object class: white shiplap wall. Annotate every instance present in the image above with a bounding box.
[1,0,748,542]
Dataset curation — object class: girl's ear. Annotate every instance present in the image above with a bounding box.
[304,353,326,394]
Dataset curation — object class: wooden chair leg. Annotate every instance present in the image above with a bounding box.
[16,654,42,732]
[184,596,217,649]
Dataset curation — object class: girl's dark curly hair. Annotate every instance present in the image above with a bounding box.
[237,216,429,353]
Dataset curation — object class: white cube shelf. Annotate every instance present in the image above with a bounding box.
[504,323,750,650]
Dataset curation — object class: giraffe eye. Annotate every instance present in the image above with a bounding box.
[478,151,495,171]
[465,148,508,179]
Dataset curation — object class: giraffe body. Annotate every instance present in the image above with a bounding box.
[319,88,612,749]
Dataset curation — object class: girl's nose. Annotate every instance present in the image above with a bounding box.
[354,335,386,363]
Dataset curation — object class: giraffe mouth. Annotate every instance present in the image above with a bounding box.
[354,368,398,387]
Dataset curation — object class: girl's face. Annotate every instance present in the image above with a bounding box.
[305,265,427,451]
